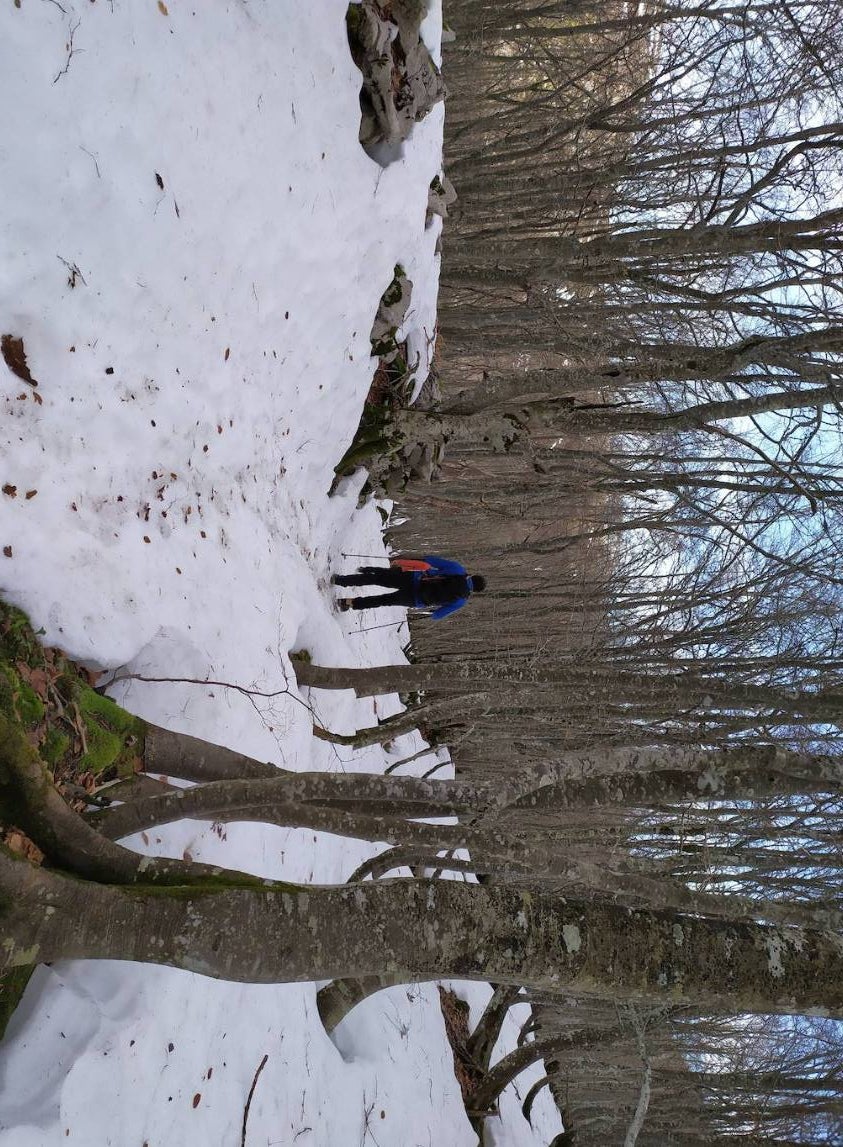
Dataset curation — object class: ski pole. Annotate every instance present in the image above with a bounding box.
[349,621,407,634]
[340,552,391,561]
[349,615,430,633]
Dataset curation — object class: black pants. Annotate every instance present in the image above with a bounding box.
[334,566,417,611]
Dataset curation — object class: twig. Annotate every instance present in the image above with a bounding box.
[57,255,86,288]
[99,670,313,715]
[241,1053,269,1147]
[360,1086,382,1147]
[53,18,82,85]
[70,700,88,755]
[79,146,101,178]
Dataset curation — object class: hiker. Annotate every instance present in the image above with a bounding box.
[333,555,486,619]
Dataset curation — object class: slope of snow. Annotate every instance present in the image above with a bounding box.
[0,3,561,1144]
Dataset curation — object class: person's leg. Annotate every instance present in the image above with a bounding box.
[345,587,416,611]
[334,567,407,588]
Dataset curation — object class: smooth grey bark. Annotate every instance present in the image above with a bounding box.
[450,210,843,283]
[95,788,828,934]
[0,714,264,889]
[465,984,522,1071]
[445,328,843,413]
[292,660,843,726]
[5,852,840,1017]
[316,973,406,1031]
[88,772,487,840]
[80,747,843,933]
[311,697,460,747]
[573,382,843,435]
[143,725,278,782]
[468,1025,623,1115]
[521,1073,553,1125]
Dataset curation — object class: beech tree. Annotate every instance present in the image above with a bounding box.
[4,840,842,1020]
[2,655,842,1021]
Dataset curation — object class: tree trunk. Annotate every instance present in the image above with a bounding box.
[465,984,522,1071]
[468,1025,623,1115]
[88,771,484,841]
[142,724,278,782]
[574,382,843,435]
[3,852,842,1018]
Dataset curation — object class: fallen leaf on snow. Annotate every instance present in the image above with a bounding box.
[1,334,38,387]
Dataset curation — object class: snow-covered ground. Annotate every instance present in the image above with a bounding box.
[0,3,561,1144]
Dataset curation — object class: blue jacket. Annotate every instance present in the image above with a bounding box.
[413,555,470,619]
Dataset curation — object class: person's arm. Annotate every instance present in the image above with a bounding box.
[422,555,467,576]
[429,597,467,620]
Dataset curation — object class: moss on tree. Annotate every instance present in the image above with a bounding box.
[0,602,145,785]
[0,601,156,1033]
[0,963,35,1042]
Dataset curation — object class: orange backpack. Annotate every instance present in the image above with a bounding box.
[390,557,433,573]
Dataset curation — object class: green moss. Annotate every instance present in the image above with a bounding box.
[123,872,302,897]
[0,666,44,727]
[0,603,147,789]
[0,965,36,1041]
[12,678,43,727]
[345,2,365,65]
[0,605,45,664]
[40,728,71,767]
[76,686,144,737]
[78,722,124,776]
[380,265,407,308]
[74,684,145,778]
[371,332,399,358]
[346,1,363,35]
[0,669,13,718]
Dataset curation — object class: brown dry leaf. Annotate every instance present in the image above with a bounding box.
[28,668,50,699]
[3,828,45,865]
[2,484,17,498]
[1,334,37,387]
[158,0,169,13]
[192,1093,201,1108]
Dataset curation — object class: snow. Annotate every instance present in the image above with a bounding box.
[0,2,561,1144]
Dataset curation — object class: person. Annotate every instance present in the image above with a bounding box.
[333,555,486,619]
